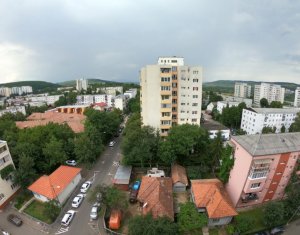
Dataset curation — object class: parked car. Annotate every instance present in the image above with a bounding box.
[61,210,75,226]
[132,180,141,191]
[129,190,138,203]
[80,181,92,193]
[65,160,77,166]
[270,226,285,235]
[109,141,116,147]
[90,202,101,220]
[72,194,84,208]
[7,214,22,227]
[0,228,10,235]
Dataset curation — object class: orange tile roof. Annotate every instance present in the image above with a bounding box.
[28,165,81,199]
[171,164,188,186]
[191,179,238,219]
[137,176,174,221]
[16,111,86,133]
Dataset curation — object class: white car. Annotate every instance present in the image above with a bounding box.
[65,160,77,166]
[80,181,92,193]
[61,210,75,226]
[90,202,101,220]
[71,194,84,208]
[109,141,116,147]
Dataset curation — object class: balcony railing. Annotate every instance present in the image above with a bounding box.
[241,193,258,203]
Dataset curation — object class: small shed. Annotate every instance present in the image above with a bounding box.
[112,165,132,190]
[171,164,188,192]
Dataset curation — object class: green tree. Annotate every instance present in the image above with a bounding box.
[158,141,175,165]
[209,132,224,175]
[128,214,179,235]
[235,216,254,233]
[178,202,207,233]
[218,145,234,183]
[54,96,67,107]
[14,154,37,188]
[264,202,285,227]
[260,98,269,108]
[44,201,61,222]
[270,101,283,108]
[127,96,140,114]
[262,126,276,134]
[281,125,286,133]
[289,112,300,132]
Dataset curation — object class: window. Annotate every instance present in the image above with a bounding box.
[193,70,199,74]
[161,86,171,91]
[161,120,171,125]
[192,103,198,106]
[193,79,199,82]
[161,104,171,108]
[192,119,197,122]
[250,183,261,189]
[192,111,198,114]
[161,77,170,82]
[192,95,198,98]
[162,112,170,117]
[193,87,198,91]
[181,103,185,106]
[0,145,7,154]
[161,95,170,100]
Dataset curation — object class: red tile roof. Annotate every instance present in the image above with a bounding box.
[171,164,188,186]
[191,179,238,219]
[28,165,81,199]
[16,111,86,133]
[137,176,174,221]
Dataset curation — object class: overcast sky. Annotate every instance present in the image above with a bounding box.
[1,0,300,84]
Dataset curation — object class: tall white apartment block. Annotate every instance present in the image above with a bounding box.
[11,87,22,95]
[76,78,88,92]
[234,82,251,98]
[21,86,33,94]
[94,94,114,107]
[254,83,285,105]
[294,87,300,107]
[0,140,19,209]
[114,95,125,111]
[97,86,123,96]
[124,88,138,99]
[0,87,12,97]
[241,108,299,134]
[140,57,202,136]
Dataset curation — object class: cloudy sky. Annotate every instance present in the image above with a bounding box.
[1,0,300,84]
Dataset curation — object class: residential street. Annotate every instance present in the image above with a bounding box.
[284,218,300,235]
[0,135,123,235]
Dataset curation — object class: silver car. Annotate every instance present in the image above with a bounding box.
[90,203,101,220]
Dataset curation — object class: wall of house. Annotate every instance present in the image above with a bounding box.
[57,173,82,204]
[226,139,253,207]
[208,216,233,226]
[33,193,49,202]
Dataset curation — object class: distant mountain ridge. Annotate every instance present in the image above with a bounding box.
[58,78,123,87]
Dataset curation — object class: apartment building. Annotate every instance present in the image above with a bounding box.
[294,87,300,107]
[226,133,300,208]
[254,83,285,105]
[216,101,251,114]
[114,95,125,111]
[0,87,12,97]
[0,140,19,209]
[0,106,26,117]
[97,86,123,96]
[76,78,88,92]
[241,108,299,134]
[140,57,202,136]
[234,82,251,98]
[124,88,138,99]
[28,94,62,105]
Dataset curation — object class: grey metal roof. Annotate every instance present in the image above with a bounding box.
[250,108,300,114]
[232,132,300,156]
[113,165,132,183]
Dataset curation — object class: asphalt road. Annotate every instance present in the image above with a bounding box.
[0,134,123,235]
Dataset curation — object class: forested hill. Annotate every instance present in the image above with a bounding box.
[0,81,61,93]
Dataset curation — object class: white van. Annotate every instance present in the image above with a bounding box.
[61,210,75,226]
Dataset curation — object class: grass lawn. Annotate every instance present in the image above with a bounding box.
[24,200,55,224]
[236,207,266,234]
[209,228,219,235]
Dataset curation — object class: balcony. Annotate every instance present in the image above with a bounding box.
[241,193,258,203]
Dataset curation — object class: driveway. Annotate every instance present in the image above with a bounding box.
[0,134,124,235]
[284,218,300,235]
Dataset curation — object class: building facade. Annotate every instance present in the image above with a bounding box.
[0,141,19,209]
[234,82,251,98]
[254,83,285,105]
[294,87,300,108]
[76,78,88,92]
[240,108,299,134]
[226,133,300,208]
[140,57,202,136]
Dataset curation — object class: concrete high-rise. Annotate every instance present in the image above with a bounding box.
[254,83,285,106]
[140,57,202,136]
[294,87,300,107]
[76,78,88,92]
[234,82,251,98]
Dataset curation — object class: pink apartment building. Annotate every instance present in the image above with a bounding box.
[226,133,300,208]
